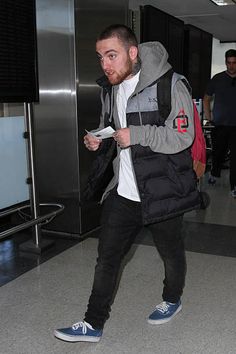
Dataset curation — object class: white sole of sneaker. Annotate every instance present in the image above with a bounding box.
[54,330,101,342]
[147,304,182,325]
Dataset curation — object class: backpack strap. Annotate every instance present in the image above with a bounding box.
[156,69,174,120]
[157,69,192,121]
[180,77,192,95]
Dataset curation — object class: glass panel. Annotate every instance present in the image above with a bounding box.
[0,116,29,209]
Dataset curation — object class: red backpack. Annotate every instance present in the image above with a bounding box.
[191,102,206,178]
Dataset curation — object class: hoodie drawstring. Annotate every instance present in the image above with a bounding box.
[108,86,114,123]
[136,93,143,126]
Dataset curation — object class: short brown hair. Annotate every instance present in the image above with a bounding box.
[97,24,138,50]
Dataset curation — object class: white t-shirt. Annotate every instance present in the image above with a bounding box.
[116,71,141,202]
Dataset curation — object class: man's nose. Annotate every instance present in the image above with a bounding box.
[102,58,110,70]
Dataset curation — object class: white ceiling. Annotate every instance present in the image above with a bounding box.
[130,0,236,42]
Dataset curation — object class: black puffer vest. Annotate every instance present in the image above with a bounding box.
[83,76,200,224]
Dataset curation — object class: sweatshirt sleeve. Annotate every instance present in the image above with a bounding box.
[129,80,195,154]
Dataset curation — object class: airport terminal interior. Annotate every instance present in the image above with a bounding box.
[1,1,236,353]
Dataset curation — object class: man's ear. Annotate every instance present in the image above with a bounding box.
[129,46,138,61]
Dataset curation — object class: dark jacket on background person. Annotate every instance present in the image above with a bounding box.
[205,71,236,126]
[84,41,200,224]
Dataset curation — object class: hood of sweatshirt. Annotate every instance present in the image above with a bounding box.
[133,41,172,95]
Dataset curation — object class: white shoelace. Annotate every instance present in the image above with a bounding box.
[156,302,170,314]
[72,321,93,333]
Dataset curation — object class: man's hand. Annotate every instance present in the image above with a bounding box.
[84,134,102,151]
[113,128,130,148]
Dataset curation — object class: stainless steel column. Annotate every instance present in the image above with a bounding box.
[34,0,128,236]
[24,103,42,246]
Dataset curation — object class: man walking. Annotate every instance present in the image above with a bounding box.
[54,24,199,343]
[203,49,236,196]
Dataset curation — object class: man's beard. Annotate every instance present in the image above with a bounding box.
[107,59,133,85]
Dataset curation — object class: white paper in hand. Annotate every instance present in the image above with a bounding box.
[86,126,115,139]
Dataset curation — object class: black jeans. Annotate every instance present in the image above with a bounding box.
[211,125,236,189]
[84,191,186,329]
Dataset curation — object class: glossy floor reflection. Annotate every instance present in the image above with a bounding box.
[0,230,81,287]
[185,169,236,227]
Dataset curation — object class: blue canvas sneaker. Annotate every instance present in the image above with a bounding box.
[148,301,182,324]
[54,321,102,342]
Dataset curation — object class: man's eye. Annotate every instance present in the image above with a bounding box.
[109,54,116,60]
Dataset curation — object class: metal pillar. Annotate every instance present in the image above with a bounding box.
[18,103,55,253]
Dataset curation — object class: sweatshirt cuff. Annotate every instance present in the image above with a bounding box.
[130,125,143,145]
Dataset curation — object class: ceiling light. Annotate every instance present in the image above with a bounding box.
[210,0,236,5]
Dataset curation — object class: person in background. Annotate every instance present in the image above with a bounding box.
[54,24,200,343]
[203,49,236,197]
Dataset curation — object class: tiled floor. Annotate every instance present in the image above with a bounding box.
[0,169,236,353]
[1,238,236,354]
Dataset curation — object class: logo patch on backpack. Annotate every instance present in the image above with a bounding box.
[173,109,189,133]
